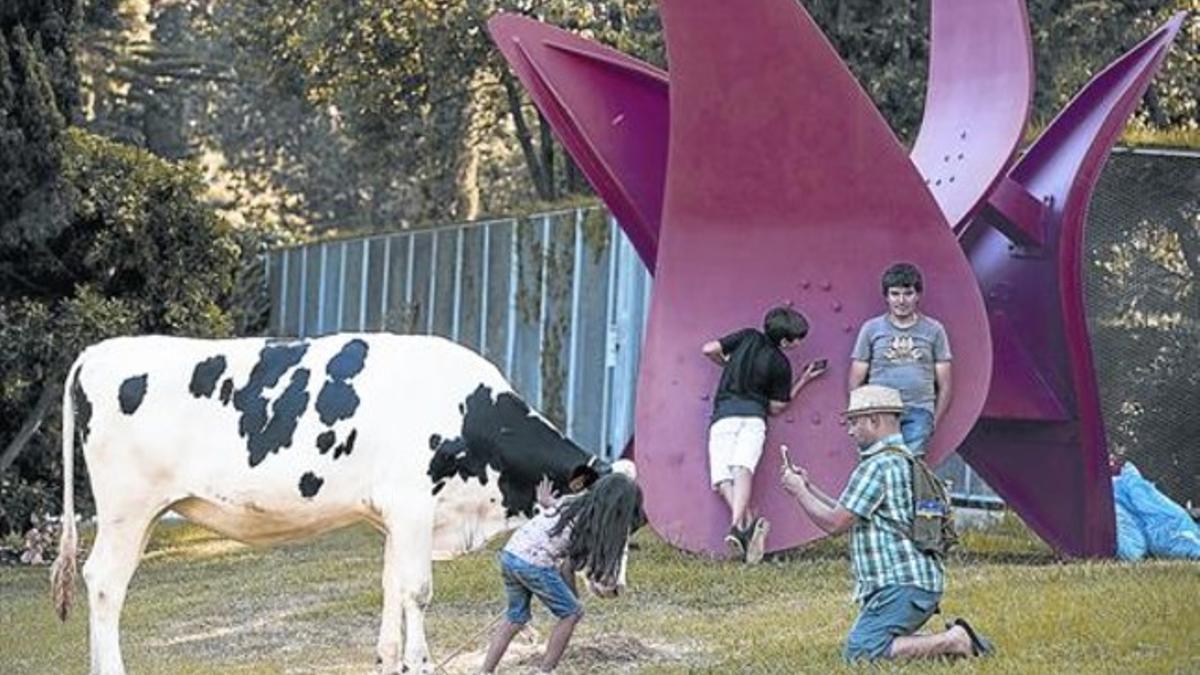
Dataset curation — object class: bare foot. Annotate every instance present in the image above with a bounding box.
[946,625,974,657]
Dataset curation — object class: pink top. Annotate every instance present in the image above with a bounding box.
[504,507,573,568]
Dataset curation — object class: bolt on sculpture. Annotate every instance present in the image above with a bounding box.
[489,0,1185,558]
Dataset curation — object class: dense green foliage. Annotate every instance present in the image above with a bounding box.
[1,2,268,535]
[76,1,1199,233]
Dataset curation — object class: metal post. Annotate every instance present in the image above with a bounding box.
[317,243,328,334]
[380,236,391,331]
[298,247,309,338]
[452,227,464,341]
[427,232,438,334]
[358,238,370,331]
[537,216,550,409]
[337,242,348,332]
[278,250,289,335]
[599,220,620,458]
[506,221,519,378]
[480,222,491,353]
[405,232,415,309]
[566,209,584,438]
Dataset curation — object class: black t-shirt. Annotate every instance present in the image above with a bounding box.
[711,328,792,422]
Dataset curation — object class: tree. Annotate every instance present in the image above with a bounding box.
[0,128,265,536]
[0,0,270,536]
[0,1,77,236]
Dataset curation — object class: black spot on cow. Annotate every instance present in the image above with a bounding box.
[299,472,324,498]
[333,429,357,460]
[427,385,606,517]
[219,378,234,405]
[189,355,227,398]
[316,430,336,454]
[118,375,148,415]
[71,369,92,446]
[315,339,368,426]
[233,342,311,467]
[428,434,442,450]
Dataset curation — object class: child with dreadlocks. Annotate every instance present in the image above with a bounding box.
[481,471,644,674]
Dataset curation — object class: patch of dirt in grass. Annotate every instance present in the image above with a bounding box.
[437,632,688,674]
[143,595,378,667]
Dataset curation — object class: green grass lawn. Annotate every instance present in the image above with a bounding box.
[1,514,1197,674]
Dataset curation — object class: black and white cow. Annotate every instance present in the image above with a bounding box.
[50,333,611,675]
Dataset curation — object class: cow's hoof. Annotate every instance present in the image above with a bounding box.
[394,659,433,675]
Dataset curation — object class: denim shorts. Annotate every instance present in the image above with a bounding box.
[900,407,935,457]
[844,585,942,661]
[499,550,581,625]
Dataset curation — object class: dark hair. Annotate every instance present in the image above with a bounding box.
[881,263,923,295]
[550,474,644,585]
[763,306,809,345]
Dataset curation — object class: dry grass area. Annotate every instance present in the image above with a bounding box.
[1,513,1197,674]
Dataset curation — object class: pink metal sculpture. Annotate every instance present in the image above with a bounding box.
[488,2,1186,558]
[910,0,1033,230]
[959,14,1186,557]
[489,15,667,266]
[627,0,993,554]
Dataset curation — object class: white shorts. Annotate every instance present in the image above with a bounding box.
[707,416,767,488]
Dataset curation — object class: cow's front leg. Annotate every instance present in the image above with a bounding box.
[399,556,433,675]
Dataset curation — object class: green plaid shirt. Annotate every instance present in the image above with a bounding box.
[838,433,945,603]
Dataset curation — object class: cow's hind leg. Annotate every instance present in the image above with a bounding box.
[378,503,434,674]
[82,497,164,675]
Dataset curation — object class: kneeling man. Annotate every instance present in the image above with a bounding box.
[780,385,991,661]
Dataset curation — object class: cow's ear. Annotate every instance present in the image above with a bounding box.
[568,465,600,493]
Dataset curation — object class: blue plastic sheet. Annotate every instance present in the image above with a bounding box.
[1112,462,1200,561]
[1114,500,1147,561]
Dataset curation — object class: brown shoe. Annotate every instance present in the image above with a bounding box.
[745,517,770,564]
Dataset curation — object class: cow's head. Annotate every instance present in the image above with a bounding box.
[427,384,611,518]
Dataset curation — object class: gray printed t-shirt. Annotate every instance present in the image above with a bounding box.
[851,314,951,412]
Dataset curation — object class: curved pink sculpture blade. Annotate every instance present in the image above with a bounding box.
[911,0,1034,230]
[957,13,1185,558]
[637,0,992,555]
[487,14,668,267]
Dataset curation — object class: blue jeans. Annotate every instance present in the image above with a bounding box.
[499,550,580,625]
[900,407,935,457]
[844,585,942,661]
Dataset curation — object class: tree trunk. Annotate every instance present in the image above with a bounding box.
[1142,85,1169,128]
[0,382,59,476]
[501,71,552,200]
[1170,214,1200,322]
[539,112,558,201]
[565,154,584,195]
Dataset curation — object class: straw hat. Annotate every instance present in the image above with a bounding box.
[845,385,904,417]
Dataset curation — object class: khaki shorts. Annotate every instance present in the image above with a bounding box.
[707,416,766,488]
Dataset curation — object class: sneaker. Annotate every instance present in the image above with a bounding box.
[745,517,770,565]
[724,525,746,561]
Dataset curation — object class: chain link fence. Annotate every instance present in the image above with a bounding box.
[1085,149,1200,508]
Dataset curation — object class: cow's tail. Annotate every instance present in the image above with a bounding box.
[50,360,82,622]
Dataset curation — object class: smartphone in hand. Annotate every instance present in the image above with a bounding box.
[780,444,795,472]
